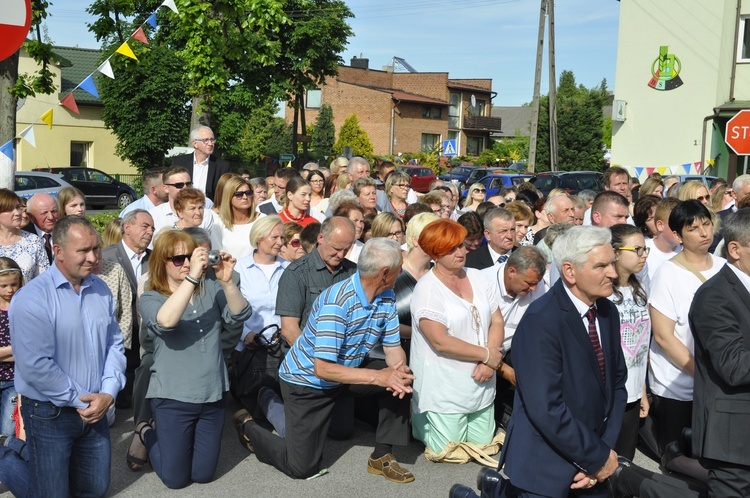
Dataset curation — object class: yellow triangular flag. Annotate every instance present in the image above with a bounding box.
[40,109,53,129]
[116,42,138,60]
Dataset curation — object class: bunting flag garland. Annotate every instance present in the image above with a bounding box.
[161,0,178,13]
[146,12,158,30]
[40,109,54,128]
[621,161,713,182]
[19,126,35,148]
[98,60,115,79]
[79,75,99,98]
[116,42,138,60]
[0,141,13,162]
[131,27,149,45]
[60,93,80,114]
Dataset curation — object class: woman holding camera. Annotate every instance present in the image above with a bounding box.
[137,229,251,489]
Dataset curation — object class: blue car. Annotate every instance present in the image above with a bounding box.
[461,174,533,199]
[438,166,479,186]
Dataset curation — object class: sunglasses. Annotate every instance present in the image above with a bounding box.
[288,239,302,248]
[475,189,486,193]
[167,254,191,266]
[233,190,253,198]
[696,194,711,202]
[165,182,193,189]
[618,246,650,257]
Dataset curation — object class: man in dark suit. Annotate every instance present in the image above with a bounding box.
[465,208,516,270]
[23,193,60,264]
[170,126,230,202]
[690,209,750,497]
[501,225,626,497]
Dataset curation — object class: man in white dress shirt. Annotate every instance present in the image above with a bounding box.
[148,166,213,236]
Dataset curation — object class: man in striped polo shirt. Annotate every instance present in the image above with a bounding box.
[236,238,415,483]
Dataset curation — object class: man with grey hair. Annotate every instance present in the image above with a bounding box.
[481,246,548,428]
[501,226,627,497]
[533,194,575,244]
[466,208,517,270]
[170,125,230,201]
[347,157,390,211]
[728,174,750,214]
[236,237,415,484]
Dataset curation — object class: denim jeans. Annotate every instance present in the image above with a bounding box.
[0,436,31,498]
[0,380,17,437]
[21,397,111,498]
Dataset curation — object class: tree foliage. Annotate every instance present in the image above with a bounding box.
[333,114,373,158]
[311,104,335,160]
[535,70,608,172]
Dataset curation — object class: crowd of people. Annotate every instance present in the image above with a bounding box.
[0,125,748,498]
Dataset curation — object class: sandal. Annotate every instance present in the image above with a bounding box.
[232,409,254,453]
[126,421,152,472]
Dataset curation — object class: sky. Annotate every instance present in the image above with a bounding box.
[42,0,621,107]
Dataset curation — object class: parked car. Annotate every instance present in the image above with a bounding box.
[529,171,604,196]
[461,174,533,199]
[398,165,436,193]
[438,165,479,185]
[676,175,720,187]
[464,167,507,190]
[14,171,73,200]
[33,167,136,208]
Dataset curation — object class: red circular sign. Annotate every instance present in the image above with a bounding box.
[726,110,750,156]
[0,0,32,63]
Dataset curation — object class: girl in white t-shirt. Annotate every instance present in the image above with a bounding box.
[609,224,651,460]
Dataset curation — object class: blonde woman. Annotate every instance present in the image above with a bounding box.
[462,183,486,212]
[212,177,263,259]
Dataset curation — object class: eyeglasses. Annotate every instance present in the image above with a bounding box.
[165,182,193,189]
[618,246,650,257]
[504,197,515,203]
[167,254,191,266]
[394,184,410,189]
[233,190,253,198]
[194,138,217,144]
[288,239,302,248]
[474,189,486,193]
[696,194,711,202]
[387,230,404,238]
[725,190,735,196]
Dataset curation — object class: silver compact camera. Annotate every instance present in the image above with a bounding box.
[207,250,221,266]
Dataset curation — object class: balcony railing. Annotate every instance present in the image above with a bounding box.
[463,115,503,132]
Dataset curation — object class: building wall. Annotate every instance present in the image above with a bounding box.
[15,49,135,175]
[611,0,737,173]
[392,72,449,101]
[393,102,447,154]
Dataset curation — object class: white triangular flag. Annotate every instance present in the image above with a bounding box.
[19,126,35,148]
[98,59,115,79]
[161,0,178,13]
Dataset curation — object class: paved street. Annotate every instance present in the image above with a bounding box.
[0,397,662,497]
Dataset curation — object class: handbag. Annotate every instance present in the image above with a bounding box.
[230,324,284,408]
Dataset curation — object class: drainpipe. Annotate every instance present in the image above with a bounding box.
[700,108,720,173]
[390,98,399,156]
[730,0,741,101]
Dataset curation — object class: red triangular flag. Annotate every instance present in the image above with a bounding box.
[60,93,80,114]
[131,26,149,45]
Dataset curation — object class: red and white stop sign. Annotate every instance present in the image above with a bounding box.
[0,0,32,63]
[726,109,750,156]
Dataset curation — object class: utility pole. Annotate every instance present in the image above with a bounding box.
[548,0,558,171]
[528,0,547,173]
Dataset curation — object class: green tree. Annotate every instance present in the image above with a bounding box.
[311,104,335,160]
[535,71,608,172]
[333,114,373,157]
[234,97,283,164]
[265,119,293,158]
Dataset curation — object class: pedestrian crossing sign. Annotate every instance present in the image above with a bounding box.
[443,139,457,157]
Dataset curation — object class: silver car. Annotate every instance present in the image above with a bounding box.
[14,171,73,200]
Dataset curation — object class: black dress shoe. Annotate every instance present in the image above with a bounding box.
[608,456,633,498]
[449,484,480,498]
[477,467,504,498]
[661,440,685,471]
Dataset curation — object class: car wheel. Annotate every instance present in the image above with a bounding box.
[118,192,134,208]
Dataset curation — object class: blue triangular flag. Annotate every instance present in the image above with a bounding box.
[79,75,99,98]
[146,12,158,29]
[635,167,643,178]
[0,141,14,161]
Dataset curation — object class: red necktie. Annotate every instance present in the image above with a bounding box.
[586,307,605,382]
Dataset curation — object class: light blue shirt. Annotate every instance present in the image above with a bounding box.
[235,253,288,351]
[119,194,156,217]
[10,264,126,409]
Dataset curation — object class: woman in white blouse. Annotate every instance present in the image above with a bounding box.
[211,177,263,259]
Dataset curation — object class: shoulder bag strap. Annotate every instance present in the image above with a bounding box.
[670,252,707,284]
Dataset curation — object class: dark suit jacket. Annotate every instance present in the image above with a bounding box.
[102,242,150,348]
[501,279,627,498]
[171,153,231,202]
[690,265,750,466]
[22,222,52,264]
[465,244,499,270]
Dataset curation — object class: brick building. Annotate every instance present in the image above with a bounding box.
[286,57,503,157]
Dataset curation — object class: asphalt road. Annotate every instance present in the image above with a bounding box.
[0,397,663,498]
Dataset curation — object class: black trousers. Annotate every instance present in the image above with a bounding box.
[653,395,692,453]
[615,399,642,461]
[246,360,410,479]
[494,349,514,430]
[700,457,750,498]
[132,352,154,424]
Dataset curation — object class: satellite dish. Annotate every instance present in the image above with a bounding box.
[470,95,476,107]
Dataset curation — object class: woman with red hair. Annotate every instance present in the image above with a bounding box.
[409,219,505,458]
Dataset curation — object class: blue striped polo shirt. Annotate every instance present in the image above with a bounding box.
[279,271,400,389]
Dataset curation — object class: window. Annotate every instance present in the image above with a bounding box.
[475,99,487,117]
[421,133,441,151]
[306,89,321,108]
[740,16,750,61]
[70,142,91,167]
[466,136,484,156]
[87,170,113,183]
[422,106,442,119]
[449,93,461,128]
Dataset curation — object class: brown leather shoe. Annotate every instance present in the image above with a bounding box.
[232,409,254,453]
[367,453,415,483]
